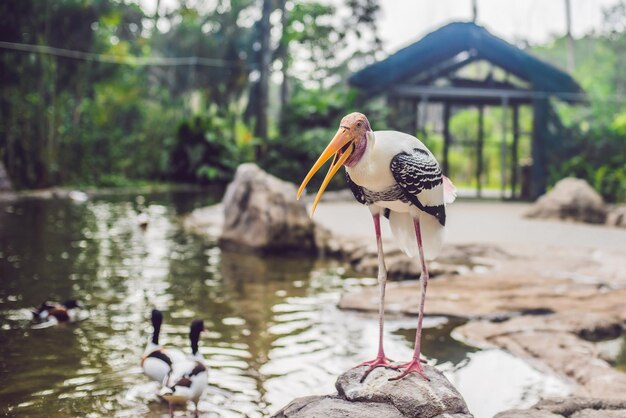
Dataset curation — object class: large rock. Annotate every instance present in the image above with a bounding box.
[272,365,473,418]
[218,163,317,254]
[525,178,607,223]
[496,397,626,418]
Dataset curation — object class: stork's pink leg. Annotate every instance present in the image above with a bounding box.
[357,212,397,382]
[390,217,429,381]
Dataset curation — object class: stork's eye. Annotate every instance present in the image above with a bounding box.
[357,122,362,128]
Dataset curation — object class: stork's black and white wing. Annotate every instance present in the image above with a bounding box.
[345,171,366,205]
[346,171,394,218]
[390,148,446,226]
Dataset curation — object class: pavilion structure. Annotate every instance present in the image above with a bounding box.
[349,22,585,199]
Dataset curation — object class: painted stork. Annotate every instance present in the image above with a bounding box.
[297,112,456,381]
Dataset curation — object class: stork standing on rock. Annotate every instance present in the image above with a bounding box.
[297,112,456,381]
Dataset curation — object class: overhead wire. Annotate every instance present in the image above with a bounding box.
[0,40,243,68]
[1,39,625,103]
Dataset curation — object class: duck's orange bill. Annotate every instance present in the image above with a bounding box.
[297,128,353,217]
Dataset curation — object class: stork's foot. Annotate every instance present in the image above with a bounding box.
[357,355,398,382]
[388,359,429,381]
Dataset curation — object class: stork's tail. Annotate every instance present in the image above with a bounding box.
[388,211,444,261]
[389,177,454,261]
[443,176,457,204]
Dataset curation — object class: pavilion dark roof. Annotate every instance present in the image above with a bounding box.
[349,22,584,101]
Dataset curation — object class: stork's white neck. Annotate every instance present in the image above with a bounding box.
[344,131,379,185]
[344,130,408,192]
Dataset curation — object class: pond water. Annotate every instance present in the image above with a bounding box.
[0,191,570,417]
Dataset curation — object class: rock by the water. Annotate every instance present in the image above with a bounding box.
[525,178,607,223]
[495,397,626,418]
[218,163,316,254]
[606,206,626,228]
[183,203,224,239]
[339,245,626,399]
[337,365,471,418]
[348,242,505,280]
[494,410,562,418]
[272,365,472,418]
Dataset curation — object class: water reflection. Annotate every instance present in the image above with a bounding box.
[0,192,570,417]
[393,319,479,367]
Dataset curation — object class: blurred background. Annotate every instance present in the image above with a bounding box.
[0,0,624,200]
[1,1,625,417]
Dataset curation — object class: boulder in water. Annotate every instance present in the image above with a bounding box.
[218,163,317,254]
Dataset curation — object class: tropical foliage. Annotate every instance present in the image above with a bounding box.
[0,0,380,189]
[0,0,624,202]
[531,1,626,201]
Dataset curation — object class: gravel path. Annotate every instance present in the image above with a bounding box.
[314,200,626,252]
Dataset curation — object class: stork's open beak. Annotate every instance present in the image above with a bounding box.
[297,128,354,217]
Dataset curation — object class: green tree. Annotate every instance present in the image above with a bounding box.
[528,2,626,202]
[0,0,146,188]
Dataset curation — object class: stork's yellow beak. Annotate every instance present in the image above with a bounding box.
[297,128,354,217]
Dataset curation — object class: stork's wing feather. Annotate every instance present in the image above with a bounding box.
[390,148,443,193]
[390,148,446,226]
[345,171,367,205]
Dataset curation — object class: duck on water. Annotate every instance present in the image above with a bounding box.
[31,300,83,328]
[141,309,209,416]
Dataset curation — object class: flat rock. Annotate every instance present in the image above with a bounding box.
[536,397,626,415]
[494,410,563,418]
[571,411,626,418]
[339,270,626,320]
[218,163,317,254]
[346,242,505,280]
[496,397,626,418]
[272,365,472,418]
[457,324,626,399]
[525,177,607,224]
[339,246,626,399]
[339,246,626,319]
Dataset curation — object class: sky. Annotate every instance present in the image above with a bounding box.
[376,0,619,53]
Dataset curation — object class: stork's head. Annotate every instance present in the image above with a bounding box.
[297,112,372,216]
